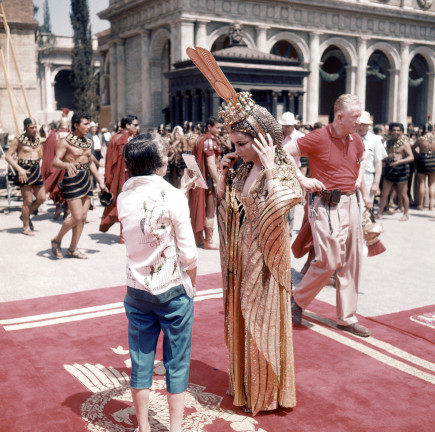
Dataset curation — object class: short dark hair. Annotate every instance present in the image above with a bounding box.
[23,118,36,128]
[121,115,138,129]
[389,122,404,132]
[373,125,383,135]
[206,117,222,129]
[71,111,90,131]
[122,132,168,177]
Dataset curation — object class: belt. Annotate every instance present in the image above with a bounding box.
[76,162,90,170]
[18,158,39,166]
[312,190,355,197]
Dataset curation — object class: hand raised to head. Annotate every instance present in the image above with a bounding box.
[252,133,276,170]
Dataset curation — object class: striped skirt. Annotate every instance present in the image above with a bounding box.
[58,168,93,200]
[15,160,44,187]
[416,153,435,174]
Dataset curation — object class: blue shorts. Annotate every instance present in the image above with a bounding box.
[124,290,194,393]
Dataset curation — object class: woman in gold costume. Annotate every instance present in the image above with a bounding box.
[186,47,303,415]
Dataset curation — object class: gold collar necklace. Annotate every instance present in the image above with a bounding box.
[65,133,92,149]
[18,133,39,148]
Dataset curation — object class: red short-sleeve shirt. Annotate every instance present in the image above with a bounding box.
[297,124,364,192]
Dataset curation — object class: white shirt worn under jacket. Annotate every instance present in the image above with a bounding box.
[117,175,198,298]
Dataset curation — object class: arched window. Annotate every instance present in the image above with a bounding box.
[270,40,299,62]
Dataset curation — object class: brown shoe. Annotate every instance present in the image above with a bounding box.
[337,322,370,338]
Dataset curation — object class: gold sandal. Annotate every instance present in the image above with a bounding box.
[66,249,88,259]
[51,239,63,259]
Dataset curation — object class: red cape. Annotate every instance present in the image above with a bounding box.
[41,130,67,203]
[291,201,314,258]
[99,130,131,232]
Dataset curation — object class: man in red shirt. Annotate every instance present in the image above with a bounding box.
[286,94,372,337]
[189,117,222,249]
[99,115,139,239]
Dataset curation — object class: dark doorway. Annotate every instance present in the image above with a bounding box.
[365,50,390,125]
[319,46,346,118]
[54,70,73,110]
[408,54,429,127]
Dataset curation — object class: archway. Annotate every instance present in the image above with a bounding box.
[54,69,73,110]
[365,50,390,124]
[150,29,171,127]
[270,40,300,62]
[319,46,347,121]
[408,54,429,127]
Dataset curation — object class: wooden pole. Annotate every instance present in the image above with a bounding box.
[0,3,32,133]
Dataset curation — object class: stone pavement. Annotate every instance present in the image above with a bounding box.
[0,188,434,318]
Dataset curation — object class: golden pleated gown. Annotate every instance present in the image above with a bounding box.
[218,157,302,416]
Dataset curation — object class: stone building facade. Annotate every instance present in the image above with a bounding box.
[36,35,100,126]
[98,0,435,129]
[0,0,38,134]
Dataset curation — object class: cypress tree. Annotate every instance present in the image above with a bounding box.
[40,0,52,33]
[69,0,99,117]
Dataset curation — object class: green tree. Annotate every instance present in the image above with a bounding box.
[69,0,99,117]
[39,0,52,33]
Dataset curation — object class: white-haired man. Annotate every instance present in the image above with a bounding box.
[286,94,373,337]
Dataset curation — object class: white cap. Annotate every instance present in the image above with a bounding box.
[90,121,98,127]
[359,111,372,125]
[278,112,298,126]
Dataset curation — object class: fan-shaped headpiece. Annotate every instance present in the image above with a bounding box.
[186,46,282,147]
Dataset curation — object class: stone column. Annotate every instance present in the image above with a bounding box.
[289,92,295,113]
[398,42,410,126]
[184,91,191,122]
[172,19,195,64]
[44,62,53,111]
[109,40,118,123]
[307,32,321,124]
[116,39,126,121]
[426,72,435,125]
[356,37,368,107]
[281,91,289,111]
[296,92,304,121]
[257,25,269,52]
[211,91,220,117]
[192,91,200,122]
[195,19,209,46]
[345,65,357,97]
[271,91,278,118]
[169,92,176,128]
[140,31,152,127]
[388,68,400,122]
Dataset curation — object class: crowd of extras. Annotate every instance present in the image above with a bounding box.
[3,109,434,259]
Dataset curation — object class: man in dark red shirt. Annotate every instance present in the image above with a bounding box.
[286,94,372,337]
[189,117,222,249]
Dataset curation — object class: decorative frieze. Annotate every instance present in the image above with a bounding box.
[187,0,435,43]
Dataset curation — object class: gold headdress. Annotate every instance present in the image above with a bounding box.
[186,46,283,147]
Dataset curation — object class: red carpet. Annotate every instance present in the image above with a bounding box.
[0,273,434,432]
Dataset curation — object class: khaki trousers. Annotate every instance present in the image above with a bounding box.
[293,193,363,325]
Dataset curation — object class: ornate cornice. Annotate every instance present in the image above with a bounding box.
[102,0,435,44]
